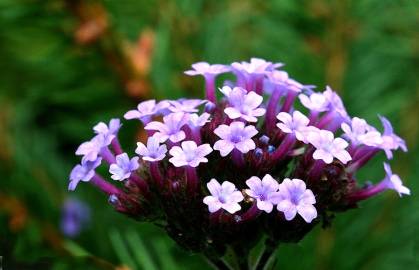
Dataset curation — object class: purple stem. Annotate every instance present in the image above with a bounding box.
[186,166,199,194]
[191,127,202,145]
[150,162,164,187]
[347,181,386,202]
[266,86,283,133]
[232,149,245,167]
[309,159,326,181]
[316,111,334,129]
[205,74,216,103]
[111,138,123,155]
[91,174,122,195]
[308,111,319,125]
[240,203,261,222]
[130,173,149,195]
[254,75,264,95]
[100,147,116,164]
[271,134,296,161]
[347,148,380,173]
[280,90,298,112]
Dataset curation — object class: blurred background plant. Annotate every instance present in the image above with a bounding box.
[0,0,418,269]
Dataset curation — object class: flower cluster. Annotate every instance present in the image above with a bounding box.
[69,58,409,267]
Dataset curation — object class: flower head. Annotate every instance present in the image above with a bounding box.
[273,178,317,223]
[169,141,213,167]
[69,158,102,191]
[203,179,244,214]
[109,153,139,181]
[341,117,382,147]
[145,112,189,143]
[245,174,280,213]
[184,62,230,76]
[135,136,167,162]
[213,122,258,157]
[308,129,352,164]
[221,86,266,122]
[378,116,407,159]
[382,163,410,197]
[276,111,310,141]
[124,100,169,122]
[93,118,121,145]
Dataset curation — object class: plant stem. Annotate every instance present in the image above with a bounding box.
[255,240,278,270]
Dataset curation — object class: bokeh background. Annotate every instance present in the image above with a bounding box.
[1,0,418,269]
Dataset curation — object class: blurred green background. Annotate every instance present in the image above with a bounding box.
[0,0,418,269]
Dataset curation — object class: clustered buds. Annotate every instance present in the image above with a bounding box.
[69,58,410,260]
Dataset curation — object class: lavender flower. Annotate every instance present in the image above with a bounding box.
[323,86,349,120]
[213,121,258,156]
[274,178,317,223]
[221,86,266,122]
[145,112,189,143]
[93,118,121,145]
[61,198,90,237]
[276,111,310,142]
[168,99,207,113]
[75,135,106,162]
[231,58,281,75]
[69,158,102,191]
[109,153,140,181]
[378,115,407,159]
[245,174,280,213]
[203,179,244,214]
[266,70,304,93]
[298,92,329,112]
[124,100,169,123]
[382,163,410,196]
[307,129,352,164]
[169,141,213,167]
[188,112,211,128]
[135,136,167,162]
[184,62,230,76]
[341,117,382,147]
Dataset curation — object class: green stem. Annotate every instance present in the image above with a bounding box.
[204,255,232,270]
[255,240,278,270]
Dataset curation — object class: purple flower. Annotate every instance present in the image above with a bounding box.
[382,163,410,197]
[124,100,170,122]
[93,118,121,145]
[135,136,167,162]
[276,111,310,142]
[266,70,303,93]
[213,121,258,157]
[61,198,90,237]
[69,158,102,191]
[220,86,266,122]
[378,116,407,159]
[75,135,106,162]
[307,129,352,164]
[169,141,213,167]
[298,92,329,112]
[184,62,230,76]
[168,99,207,113]
[273,178,317,223]
[341,117,383,147]
[109,153,140,181]
[323,86,349,120]
[203,179,244,214]
[188,112,211,128]
[145,112,189,143]
[231,58,282,75]
[245,174,280,213]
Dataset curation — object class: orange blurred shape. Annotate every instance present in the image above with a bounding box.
[125,79,151,99]
[74,3,108,45]
[116,266,132,270]
[0,194,28,232]
[129,29,155,76]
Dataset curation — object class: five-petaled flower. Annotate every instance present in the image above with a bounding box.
[93,118,121,145]
[69,158,102,191]
[381,163,410,197]
[145,112,189,143]
[184,62,230,76]
[307,129,352,164]
[273,178,317,223]
[109,153,139,181]
[213,121,258,157]
[124,100,169,123]
[169,141,213,167]
[203,179,244,214]
[276,111,310,142]
[135,136,167,162]
[245,174,280,213]
[341,117,382,147]
[221,86,266,122]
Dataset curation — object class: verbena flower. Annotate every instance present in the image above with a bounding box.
[109,153,139,181]
[60,198,90,238]
[203,179,244,214]
[69,58,409,270]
